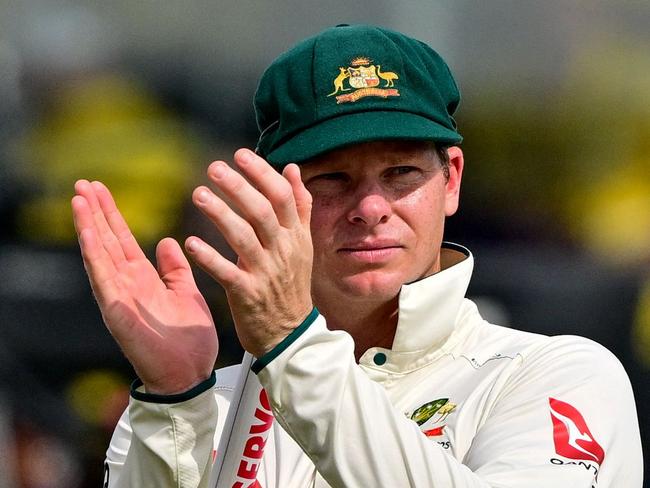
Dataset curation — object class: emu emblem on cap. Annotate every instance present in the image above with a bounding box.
[327,56,400,104]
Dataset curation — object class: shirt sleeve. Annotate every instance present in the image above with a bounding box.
[465,335,643,488]
[103,372,221,488]
[255,314,643,487]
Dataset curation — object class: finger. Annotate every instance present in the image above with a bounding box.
[91,181,147,262]
[156,237,198,293]
[192,186,264,269]
[282,163,312,227]
[185,236,245,290]
[233,148,300,228]
[71,191,95,237]
[71,195,119,301]
[74,180,127,267]
[206,160,280,247]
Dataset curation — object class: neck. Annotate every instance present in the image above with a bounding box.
[316,294,400,361]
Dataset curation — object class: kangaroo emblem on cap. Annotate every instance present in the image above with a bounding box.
[328,67,351,96]
[328,56,400,104]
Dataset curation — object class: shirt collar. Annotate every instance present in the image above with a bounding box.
[390,242,473,353]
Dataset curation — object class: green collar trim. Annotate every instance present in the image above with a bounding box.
[130,371,216,404]
[252,307,320,374]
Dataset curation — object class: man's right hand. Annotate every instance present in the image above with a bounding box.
[71,180,218,395]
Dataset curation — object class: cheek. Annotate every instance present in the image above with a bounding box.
[400,190,446,243]
[309,201,339,247]
[310,198,333,226]
[401,185,444,219]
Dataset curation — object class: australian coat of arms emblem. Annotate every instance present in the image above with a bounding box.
[408,398,457,438]
[328,56,400,104]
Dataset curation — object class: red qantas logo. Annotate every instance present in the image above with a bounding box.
[549,397,604,465]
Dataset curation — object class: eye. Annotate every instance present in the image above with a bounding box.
[392,166,415,175]
[304,172,350,193]
[316,172,347,181]
[386,166,421,178]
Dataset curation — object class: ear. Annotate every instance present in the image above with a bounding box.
[444,146,464,217]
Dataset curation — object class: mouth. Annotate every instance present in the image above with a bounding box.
[338,238,402,251]
[337,241,404,263]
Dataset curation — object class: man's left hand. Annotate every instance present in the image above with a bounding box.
[186,148,314,358]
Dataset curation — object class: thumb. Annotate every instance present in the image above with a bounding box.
[283,163,312,226]
[156,237,198,292]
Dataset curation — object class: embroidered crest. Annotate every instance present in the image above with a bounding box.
[408,398,457,438]
[327,56,400,104]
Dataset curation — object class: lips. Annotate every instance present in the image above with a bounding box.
[337,239,403,252]
[337,240,404,264]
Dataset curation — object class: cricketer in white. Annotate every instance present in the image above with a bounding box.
[71,25,643,488]
[105,243,642,487]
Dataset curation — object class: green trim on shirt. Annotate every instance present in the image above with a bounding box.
[252,307,320,374]
[130,371,216,404]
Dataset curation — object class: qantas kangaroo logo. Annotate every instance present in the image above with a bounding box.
[549,397,604,465]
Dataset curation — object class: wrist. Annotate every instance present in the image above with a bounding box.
[132,371,217,404]
[252,307,320,373]
[245,305,316,358]
[142,371,215,396]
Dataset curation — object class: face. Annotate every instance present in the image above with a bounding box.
[300,140,463,307]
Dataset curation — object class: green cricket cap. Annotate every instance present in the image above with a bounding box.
[254,23,462,169]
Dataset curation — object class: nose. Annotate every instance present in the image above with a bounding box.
[346,184,392,226]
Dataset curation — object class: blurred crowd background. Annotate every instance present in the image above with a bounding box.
[0,1,648,486]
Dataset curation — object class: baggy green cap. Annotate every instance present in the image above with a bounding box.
[254,24,462,169]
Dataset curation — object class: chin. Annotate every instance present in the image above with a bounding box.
[336,270,405,301]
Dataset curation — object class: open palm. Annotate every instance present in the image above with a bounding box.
[72,180,218,394]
